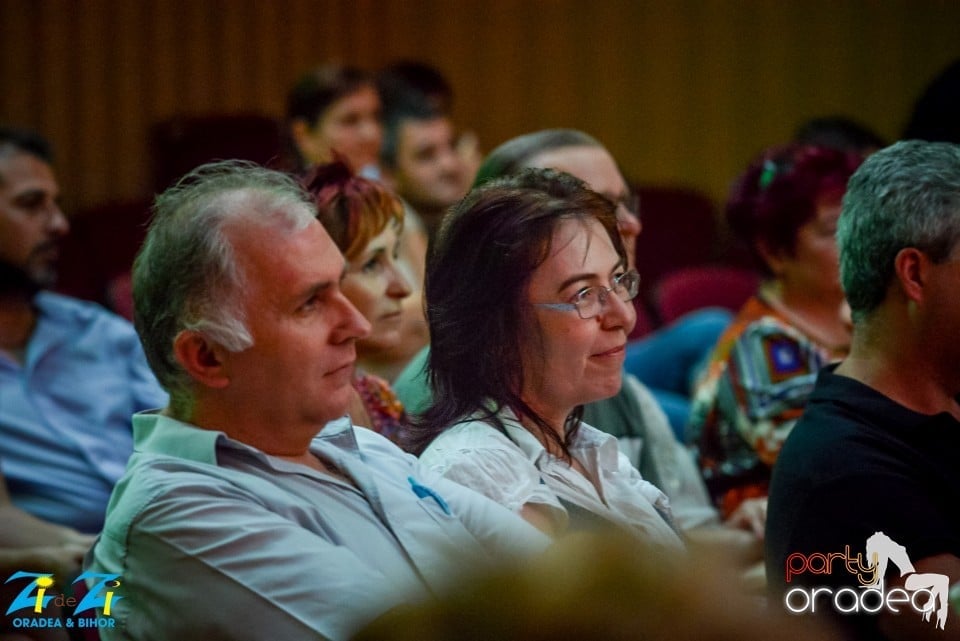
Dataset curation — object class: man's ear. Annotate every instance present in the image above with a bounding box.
[172,330,230,389]
[893,247,927,305]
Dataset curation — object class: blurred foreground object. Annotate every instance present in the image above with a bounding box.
[354,531,841,641]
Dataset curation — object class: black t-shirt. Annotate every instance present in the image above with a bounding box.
[766,365,960,638]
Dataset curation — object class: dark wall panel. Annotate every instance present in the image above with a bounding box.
[2,0,959,213]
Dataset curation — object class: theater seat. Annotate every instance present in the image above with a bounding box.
[150,113,285,191]
[106,272,134,321]
[628,298,658,340]
[56,199,152,306]
[654,265,761,325]
[633,185,720,308]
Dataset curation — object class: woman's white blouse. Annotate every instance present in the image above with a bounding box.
[418,408,684,549]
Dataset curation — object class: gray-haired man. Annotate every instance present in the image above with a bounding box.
[768,140,960,640]
[87,161,547,641]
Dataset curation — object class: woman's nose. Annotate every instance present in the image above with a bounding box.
[386,262,412,299]
[599,288,637,334]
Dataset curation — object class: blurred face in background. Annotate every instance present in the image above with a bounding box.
[0,150,68,291]
[766,199,844,302]
[524,145,642,269]
[389,116,469,218]
[295,85,383,172]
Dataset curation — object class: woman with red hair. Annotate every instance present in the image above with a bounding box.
[303,161,412,441]
[688,144,863,518]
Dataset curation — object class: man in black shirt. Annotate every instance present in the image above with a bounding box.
[767,140,960,640]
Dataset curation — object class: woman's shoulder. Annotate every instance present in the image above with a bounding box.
[733,315,831,373]
[422,416,517,456]
[417,415,549,510]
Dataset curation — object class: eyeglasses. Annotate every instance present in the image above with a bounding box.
[534,269,641,320]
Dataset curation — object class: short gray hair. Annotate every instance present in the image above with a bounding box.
[473,129,603,188]
[133,160,315,416]
[839,140,960,322]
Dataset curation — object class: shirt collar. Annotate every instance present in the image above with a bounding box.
[812,365,960,435]
[133,410,225,465]
[494,407,548,464]
[493,406,620,469]
[133,411,359,468]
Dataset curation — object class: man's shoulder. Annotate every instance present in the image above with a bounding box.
[317,419,421,478]
[774,392,875,488]
[101,452,225,532]
[781,368,930,470]
[350,421,416,459]
[37,291,139,342]
[38,291,126,323]
[769,370,960,602]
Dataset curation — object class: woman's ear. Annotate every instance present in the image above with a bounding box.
[755,238,786,276]
[289,118,319,166]
[172,330,230,389]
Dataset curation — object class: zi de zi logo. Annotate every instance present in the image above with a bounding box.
[3,571,122,631]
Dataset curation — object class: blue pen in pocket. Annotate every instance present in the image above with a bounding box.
[408,476,451,515]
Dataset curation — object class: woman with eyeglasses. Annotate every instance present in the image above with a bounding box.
[404,168,683,548]
[395,129,755,544]
[687,144,863,519]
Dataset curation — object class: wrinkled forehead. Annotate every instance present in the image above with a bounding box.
[226,217,345,297]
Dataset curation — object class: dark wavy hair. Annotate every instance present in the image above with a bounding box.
[403,167,622,459]
[303,159,404,260]
[726,144,863,274]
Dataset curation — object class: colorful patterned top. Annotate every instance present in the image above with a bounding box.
[353,372,406,444]
[686,294,846,517]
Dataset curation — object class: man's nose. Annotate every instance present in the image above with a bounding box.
[333,291,372,341]
[47,204,70,236]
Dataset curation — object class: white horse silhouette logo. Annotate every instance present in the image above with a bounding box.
[864,531,950,630]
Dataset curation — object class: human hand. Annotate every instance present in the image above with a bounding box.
[724,497,767,540]
[58,529,97,553]
[1,543,87,584]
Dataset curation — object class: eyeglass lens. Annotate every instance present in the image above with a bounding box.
[575,271,639,319]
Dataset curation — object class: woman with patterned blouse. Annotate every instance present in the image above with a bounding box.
[687,144,863,517]
[304,161,411,442]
